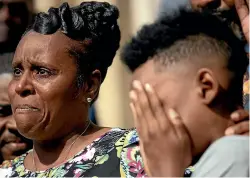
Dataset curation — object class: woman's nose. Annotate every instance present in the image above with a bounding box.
[15,73,35,97]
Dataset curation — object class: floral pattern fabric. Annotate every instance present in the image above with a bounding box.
[0,128,194,177]
[243,44,249,110]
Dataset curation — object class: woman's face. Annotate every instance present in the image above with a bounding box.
[8,31,89,140]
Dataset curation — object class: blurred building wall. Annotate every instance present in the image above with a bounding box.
[33,0,160,128]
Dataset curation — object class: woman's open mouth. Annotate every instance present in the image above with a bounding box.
[15,105,40,113]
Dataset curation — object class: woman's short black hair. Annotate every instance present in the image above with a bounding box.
[25,1,120,87]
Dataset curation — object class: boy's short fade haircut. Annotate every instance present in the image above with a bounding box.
[121,9,248,79]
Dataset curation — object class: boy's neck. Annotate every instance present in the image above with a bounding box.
[192,109,234,165]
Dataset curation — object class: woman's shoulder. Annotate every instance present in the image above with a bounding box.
[123,128,139,145]
[110,128,144,177]
[112,128,194,177]
[109,127,139,147]
[105,128,140,161]
[105,127,137,141]
[0,159,13,169]
[0,152,26,168]
[0,152,27,173]
[0,160,13,178]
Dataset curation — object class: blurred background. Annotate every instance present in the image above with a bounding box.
[33,0,161,128]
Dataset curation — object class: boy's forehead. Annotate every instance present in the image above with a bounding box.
[131,59,186,85]
[132,60,157,83]
[131,59,175,90]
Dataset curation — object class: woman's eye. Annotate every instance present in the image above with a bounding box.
[39,69,48,75]
[13,68,22,77]
[36,68,51,77]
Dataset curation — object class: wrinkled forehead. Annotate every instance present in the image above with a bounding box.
[19,31,71,50]
[15,31,80,61]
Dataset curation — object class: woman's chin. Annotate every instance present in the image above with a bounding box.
[15,115,45,140]
[17,128,37,140]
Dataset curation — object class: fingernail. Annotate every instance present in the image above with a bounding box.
[132,80,143,91]
[129,90,138,101]
[225,128,234,135]
[144,83,153,93]
[129,102,135,110]
[230,112,240,120]
[168,108,179,118]
[129,102,134,108]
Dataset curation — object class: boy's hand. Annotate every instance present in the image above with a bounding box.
[129,81,192,177]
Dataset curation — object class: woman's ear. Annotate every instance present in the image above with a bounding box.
[195,68,219,105]
[84,70,102,104]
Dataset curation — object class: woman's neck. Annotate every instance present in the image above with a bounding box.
[27,123,109,171]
